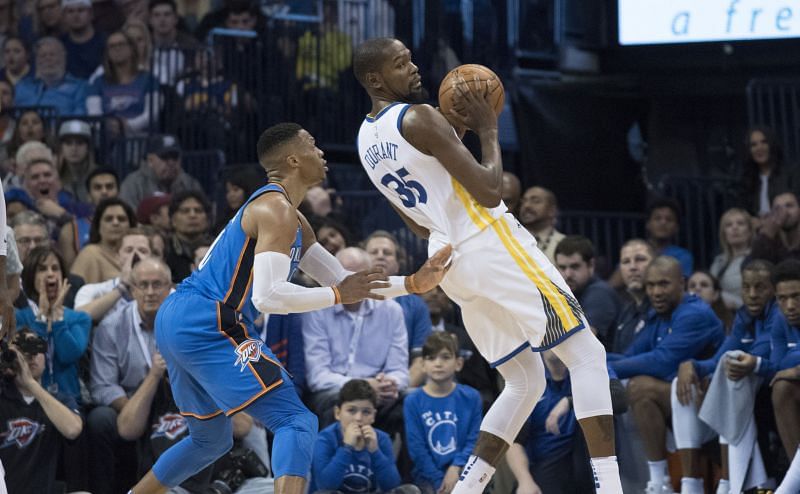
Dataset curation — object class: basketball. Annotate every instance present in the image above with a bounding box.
[438,64,505,126]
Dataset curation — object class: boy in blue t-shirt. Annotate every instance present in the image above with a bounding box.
[310,379,419,494]
[404,332,482,494]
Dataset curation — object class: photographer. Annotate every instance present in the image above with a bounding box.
[0,328,83,493]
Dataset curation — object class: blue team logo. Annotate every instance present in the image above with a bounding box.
[423,411,458,456]
[342,464,373,492]
[0,417,43,449]
[234,339,263,372]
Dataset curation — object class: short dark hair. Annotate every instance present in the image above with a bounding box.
[772,259,800,286]
[646,197,682,223]
[169,189,212,217]
[256,123,302,165]
[337,379,377,407]
[554,235,595,263]
[422,331,459,359]
[90,198,137,244]
[22,246,67,302]
[226,0,258,17]
[85,167,119,191]
[741,258,774,277]
[148,0,177,12]
[353,37,396,86]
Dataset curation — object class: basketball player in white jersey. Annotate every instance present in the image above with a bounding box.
[353,38,623,493]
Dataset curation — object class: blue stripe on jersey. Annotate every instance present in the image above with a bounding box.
[364,102,402,122]
[397,104,411,136]
[181,183,302,324]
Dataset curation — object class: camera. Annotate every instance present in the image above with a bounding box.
[0,332,47,378]
[202,446,269,494]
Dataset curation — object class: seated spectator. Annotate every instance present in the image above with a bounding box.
[0,36,31,85]
[136,192,171,236]
[645,198,693,277]
[14,37,87,115]
[86,31,159,135]
[10,209,50,262]
[164,189,211,283]
[687,270,734,329]
[673,259,780,494]
[501,171,522,216]
[88,257,173,494]
[262,312,307,395]
[312,216,352,256]
[750,191,800,264]
[122,18,152,72]
[175,0,211,34]
[738,126,796,217]
[303,247,409,430]
[366,230,431,388]
[0,80,14,165]
[709,208,753,310]
[56,119,96,202]
[295,1,352,92]
[58,167,119,267]
[118,134,202,209]
[70,197,136,283]
[555,235,622,347]
[214,164,265,232]
[519,185,564,264]
[311,379,419,494]
[15,245,91,401]
[74,226,151,322]
[60,0,105,80]
[5,110,50,182]
[149,0,200,85]
[117,0,148,23]
[404,332,481,494]
[29,0,63,41]
[0,328,83,494]
[613,238,655,353]
[607,256,724,492]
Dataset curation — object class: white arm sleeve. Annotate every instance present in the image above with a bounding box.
[371,276,409,298]
[252,251,336,315]
[297,242,352,286]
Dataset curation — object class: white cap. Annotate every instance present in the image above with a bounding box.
[58,120,91,139]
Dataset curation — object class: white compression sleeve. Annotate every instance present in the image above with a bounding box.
[371,276,409,298]
[298,242,352,286]
[252,251,336,314]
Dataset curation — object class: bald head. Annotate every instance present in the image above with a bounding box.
[132,257,171,284]
[336,247,372,272]
[645,256,685,315]
[647,256,682,279]
[502,172,521,213]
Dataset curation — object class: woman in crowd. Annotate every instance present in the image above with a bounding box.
[312,216,351,255]
[0,0,18,68]
[709,207,753,310]
[739,126,796,217]
[0,79,14,169]
[0,36,30,85]
[4,109,50,188]
[123,19,152,72]
[70,197,136,283]
[688,270,735,330]
[213,165,264,233]
[56,119,96,203]
[14,245,91,402]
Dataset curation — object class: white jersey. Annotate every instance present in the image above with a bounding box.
[357,102,507,248]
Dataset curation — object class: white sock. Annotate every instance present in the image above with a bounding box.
[590,456,623,494]
[680,477,703,494]
[648,459,669,485]
[715,479,729,494]
[776,448,800,494]
[451,455,496,494]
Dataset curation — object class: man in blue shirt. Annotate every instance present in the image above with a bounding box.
[60,0,105,79]
[613,238,655,353]
[645,198,693,278]
[608,256,724,493]
[14,37,88,115]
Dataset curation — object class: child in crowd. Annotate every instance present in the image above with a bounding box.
[310,379,419,494]
[404,332,482,494]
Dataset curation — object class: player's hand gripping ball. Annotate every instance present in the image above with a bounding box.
[438,64,505,130]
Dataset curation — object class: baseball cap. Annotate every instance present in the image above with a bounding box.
[137,193,172,225]
[58,120,91,140]
[61,0,92,7]
[146,134,181,158]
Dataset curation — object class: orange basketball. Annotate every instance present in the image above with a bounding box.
[438,64,505,126]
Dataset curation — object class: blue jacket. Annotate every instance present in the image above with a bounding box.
[661,245,694,278]
[14,74,88,115]
[404,384,482,488]
[609,295,724,381]
[694,300,783,379]
[15,305,91,401]
[310,422,401,493]
[771,316,800,370]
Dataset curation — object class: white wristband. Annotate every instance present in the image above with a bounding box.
[371,276,409,298]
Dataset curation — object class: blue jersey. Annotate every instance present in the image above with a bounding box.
[181,184,302,324]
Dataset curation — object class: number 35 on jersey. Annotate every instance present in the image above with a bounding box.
[381,167,428,208]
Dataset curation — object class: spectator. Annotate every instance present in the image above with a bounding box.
[15,245,91,401]
[0,328,83,494]
[750,191,800,264]
[175,0,211,34]
[87,30,159,135]
[687,270,734,329]
[60,0,105,79]
[136,192,171,234]
[214,164,265,232]
[118,134,202,209]
[365,230,431,388]
[613,238,655,353]
[74,226,151,322]
[519,185,564,263]
[122,18,152,72]
[404,332,481,494]
[709,207,753,310]
[70,197,136,283]
[645,197,693,277]
[0,36,31,85]
[262,312,307,394]
[295,0,352,91]
[311,379,419,494]
[117,0,148,23]
[56,119,96,202]
[14,37,88,115]
[30,0,62,41]
[313,216,352,256]
[0,0,18,67]
[607,256,724,493]
[10,209,50,262]
[58,167,119,267]
[738,126,796,217]
[144,223,166,258]
[164,189,211,283]
[0,80,15,167]
[149,0,199,85]
[6,110,49,173]
[88,256,173,494]
[501,171,521,217]
[303,247,409,429]
[554,235,621,347]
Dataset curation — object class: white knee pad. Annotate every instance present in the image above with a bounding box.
[551,329,613,419]
[482,349,546,445]
[670,378,715,449]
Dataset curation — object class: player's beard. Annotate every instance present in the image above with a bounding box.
[403,86,429,104]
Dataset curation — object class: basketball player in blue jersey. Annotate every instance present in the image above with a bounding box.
[353,38,623,493]
[128,123,453,494]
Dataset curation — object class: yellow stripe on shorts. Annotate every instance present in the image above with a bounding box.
[451,178,581,331]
